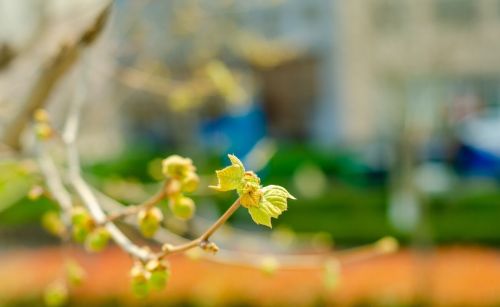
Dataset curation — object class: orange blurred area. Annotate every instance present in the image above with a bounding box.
[0,246,498,306]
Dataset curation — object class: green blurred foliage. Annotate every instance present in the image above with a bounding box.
[1,145,499,246]
[0,160,38,217]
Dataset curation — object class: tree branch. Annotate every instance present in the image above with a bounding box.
[2,3,112,151]
[105,184,167,223]
[36,142,73,233]
[160,197,241,256]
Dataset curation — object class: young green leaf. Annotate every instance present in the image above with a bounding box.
[211,155,296,228]
[210,164,244,191]
[238,172,262,207]
[209,154,247,191]
[227,154,245,169]
[248,185,295,228]
[248,206,272,227]
[262,185,296,210]
[240,185,262,208]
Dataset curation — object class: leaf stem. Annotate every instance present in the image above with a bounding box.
[160,197,241,256]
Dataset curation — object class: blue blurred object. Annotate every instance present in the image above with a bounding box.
[455,108,500,178]
[200,103,267,159]
[455,144,500,178]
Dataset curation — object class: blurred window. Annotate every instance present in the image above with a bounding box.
[434,0,478,27]
[371,0,408,33]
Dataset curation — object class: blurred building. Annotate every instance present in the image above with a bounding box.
[4,0,500,156]
[333,0,500,145]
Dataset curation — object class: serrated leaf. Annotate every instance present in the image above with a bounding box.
[228,154,245,170]
[262,185,296,200]
[248,185,295,228]
[248,206,272,227]
[260,199,282,218]
[262,185,295,211]
[210,164,244,191]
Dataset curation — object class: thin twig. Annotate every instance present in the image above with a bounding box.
[43,88,397,266]
[159,198,241,256]
[66,142,154,261]
[61,89,243,261]
[96,188,396,269]
[200,198,241,241]
[61,49,155,262]
[36,142,73,235]
[105,185,166,223]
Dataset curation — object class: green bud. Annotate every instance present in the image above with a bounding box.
[71,207,93,227]
[181,173,199,193]
[138,207,163,238]
[43,280,68,307]
[146,259,170,291]
[130,263,150,298]
[200,241,219,254]
[66,260,86,287]
[72,224,90,244]
[169,196,195,220]
[84,227,110,253]
[131,278,149,299]
[41,211,65,238]
[162,155,195,179]
[149,270,169,291]
[71,208,94,244]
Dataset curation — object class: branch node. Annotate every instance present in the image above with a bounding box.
[161,243,174,254]
[200,240,219,254]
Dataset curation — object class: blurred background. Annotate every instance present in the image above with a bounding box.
[0,0,499,306]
